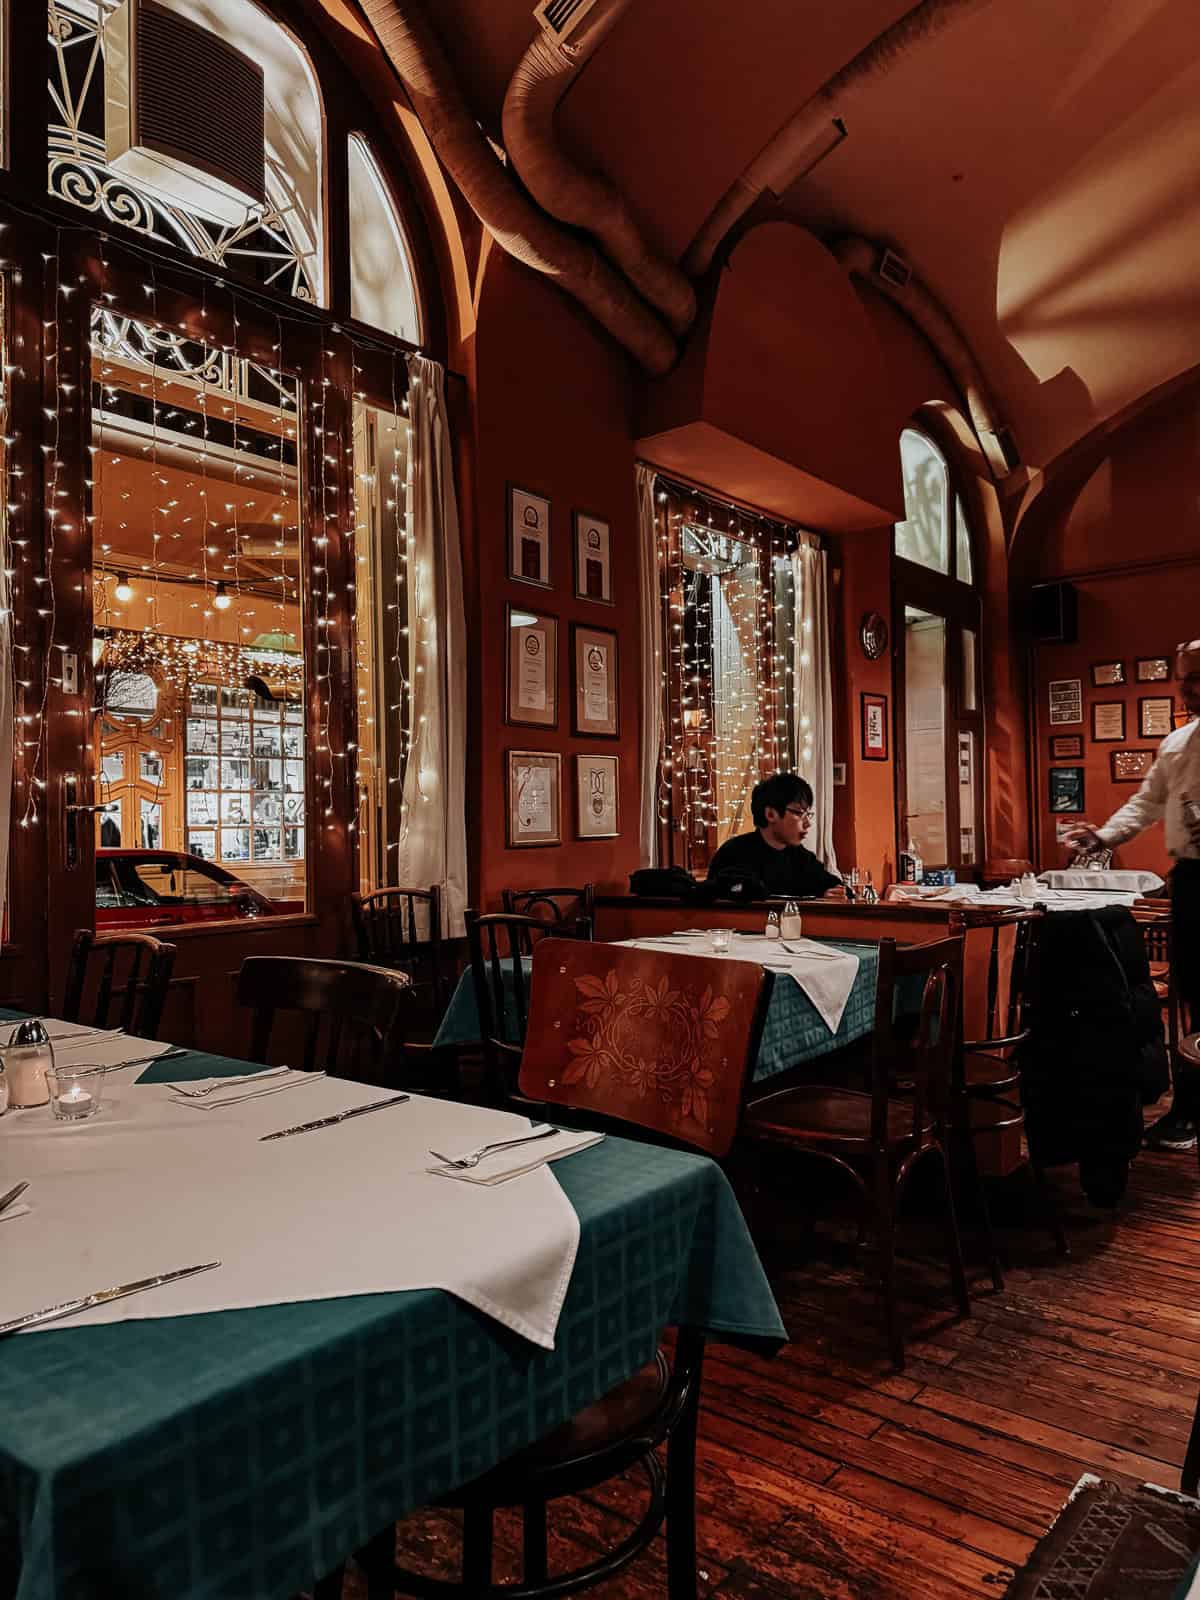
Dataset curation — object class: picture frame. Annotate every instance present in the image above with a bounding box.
[572,511,613,604]
[507,484,551,588]
[1140,696,1174,739]
[1110,749,1154,783]
[860,692,888,762]
[1049,734,1083,759]
[505,604,558,729]
[1091,661,1125,687]
[1091,701,1125,742]
[1136,656,1172,683]
[1048,678,1082,725]
[571,623,619,737]
[832,761,847,787]
[1048,766,1085,814]
[506,750,561,848]
[575,754,619,839]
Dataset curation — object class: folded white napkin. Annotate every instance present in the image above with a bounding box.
[170,1070,325,1110]
[429,1128,604,1185]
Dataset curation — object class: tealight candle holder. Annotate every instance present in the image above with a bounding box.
[46,1064,102,1122]
[706,928,732,954]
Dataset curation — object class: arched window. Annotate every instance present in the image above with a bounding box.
[47,0,325,302]
[893,427,982,871]
[347,133,423,345]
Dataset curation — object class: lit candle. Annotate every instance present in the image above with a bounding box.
[56,1084,94,1118]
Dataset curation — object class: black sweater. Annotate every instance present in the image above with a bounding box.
[706,830,840,898]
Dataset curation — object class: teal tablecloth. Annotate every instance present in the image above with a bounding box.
[435,940,881,1083]
[0,1032,784,1600]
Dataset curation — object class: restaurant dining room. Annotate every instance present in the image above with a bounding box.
[1,0,1200,1596]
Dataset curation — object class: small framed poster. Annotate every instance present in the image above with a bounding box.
[1049,734,1083,759]
[861,692,888,761]
[1140,696,1174,739]
[506,605,557,728]
[1136,656,1171,682]
[571,623,619,737]
[1091,661,1125,687]
[1110,749,1154,783]
[506,749,561,848]
[1048,678,1082,725]
[508,485,551,587]
[573,511,613,604]
[576,754,619,839]
[1091,701,1125,742]
[1048,766,1085,814]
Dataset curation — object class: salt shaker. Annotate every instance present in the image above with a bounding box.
[6,1019,54,1108]
[764,909,780,940]
[779,900,803,940]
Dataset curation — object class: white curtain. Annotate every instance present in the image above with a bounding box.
[636,464,663,867]
[792,536,837,871]
[395,355,468,936]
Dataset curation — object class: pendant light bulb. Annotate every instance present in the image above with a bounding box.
[213,581,232,611]
[113,572,134,603]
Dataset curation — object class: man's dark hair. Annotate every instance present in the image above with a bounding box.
[750,772,813,829]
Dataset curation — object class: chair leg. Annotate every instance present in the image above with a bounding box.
[936,1147,972,1320]
[1182,1389,1200,1497]
[874,1155,905,1372]
[1032,1158,1070,1257]
[666,1347,704,1600]
[462,1500,494,1590]
[957,1102,1004,1293]
[523,1496,549,1586]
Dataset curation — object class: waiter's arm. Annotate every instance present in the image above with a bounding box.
[1095,750,1173,846]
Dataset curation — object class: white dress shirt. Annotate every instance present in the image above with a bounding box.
[1097,718,1200,860]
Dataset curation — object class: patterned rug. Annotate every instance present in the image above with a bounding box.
[1006,1474,1200,1599]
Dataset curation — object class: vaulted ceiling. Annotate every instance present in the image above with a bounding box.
[420,0,1200,473]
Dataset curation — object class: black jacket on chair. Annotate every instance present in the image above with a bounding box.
[1022,906,1169,1206]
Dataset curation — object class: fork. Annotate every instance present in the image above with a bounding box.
[169,1066,293,1098]
[429,1126,562,1169]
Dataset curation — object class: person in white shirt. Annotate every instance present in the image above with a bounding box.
[1063,638,1200,1149]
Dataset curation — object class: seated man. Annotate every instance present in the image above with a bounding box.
[707,773,842,898]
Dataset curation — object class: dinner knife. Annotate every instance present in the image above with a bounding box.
[259,1092,410,1142]
[0,1181,29,1217]
[0,1261,221,1338]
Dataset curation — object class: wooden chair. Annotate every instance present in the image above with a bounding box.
[1134,908,1180,1068]
[953,909,1051,1284]
[744,935,970,1369]
[361,936,774,1600]
[351,885,449,1027]
[465,909,565,1102]
[980,857,1034,888]
[237,956,412,1087]
[62,928,177,1039]
[501,884,595,938]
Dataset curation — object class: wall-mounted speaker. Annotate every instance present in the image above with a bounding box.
[1030,580,1077,644]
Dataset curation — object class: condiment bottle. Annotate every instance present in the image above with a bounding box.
[861,871,878,905]
[764,909,780,939]
[779,900,803,940]
[6,1019,54,1108]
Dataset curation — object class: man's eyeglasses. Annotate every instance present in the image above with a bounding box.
[785,806,814,821]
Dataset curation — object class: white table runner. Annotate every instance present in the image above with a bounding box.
[0,1078,596,1349]
[1039,869,1164,893]
[620,932,860,1034]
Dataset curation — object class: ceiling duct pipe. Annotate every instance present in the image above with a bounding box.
[685,0,995,278]
[502,1,697,337]
[832,234,1017,480]
[358,0,677,374]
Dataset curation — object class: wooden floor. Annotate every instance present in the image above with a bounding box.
[366,1135,1200,1599]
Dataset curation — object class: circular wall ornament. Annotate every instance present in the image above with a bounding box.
[860,611,889,661]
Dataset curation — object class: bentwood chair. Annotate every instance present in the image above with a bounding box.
[62,928,177,1040]
[745,935,970,1369]
[237,956,412,1088]
[351,885,449,1023]
[980,857,1035,888]
[501,884,595,938]
[465,910,570,1102]
[1135,908,1181,1068]
[357,935,773,1600]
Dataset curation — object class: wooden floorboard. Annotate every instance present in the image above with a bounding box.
[369,1142,1200,1597]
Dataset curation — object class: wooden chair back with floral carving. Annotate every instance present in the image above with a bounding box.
[518,938,774,1158]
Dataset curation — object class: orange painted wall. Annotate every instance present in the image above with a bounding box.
[467,253,643,908]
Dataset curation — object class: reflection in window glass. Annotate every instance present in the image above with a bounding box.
[955,496,974,584]
[958,731,977,865]
[962,627,978,711]
[894,429,949,573]
[348,134,423,344]
[904,605,948,865]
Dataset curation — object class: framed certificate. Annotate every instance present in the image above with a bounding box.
[1136,656,1171,682]
[1091,701,1125,742]
[1110,749,1154,783]
[1091,661,1125,687]
[576,754,619,839]
[505,605,557,728]
[1048,679,1082,725]
[506,750,561,848]
[1140,696,1174,738]
[571,623,619,737]
[573,511,612,604]
[1049,734,1083,759]
[861,692,888,761]
[508,485,551,587]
